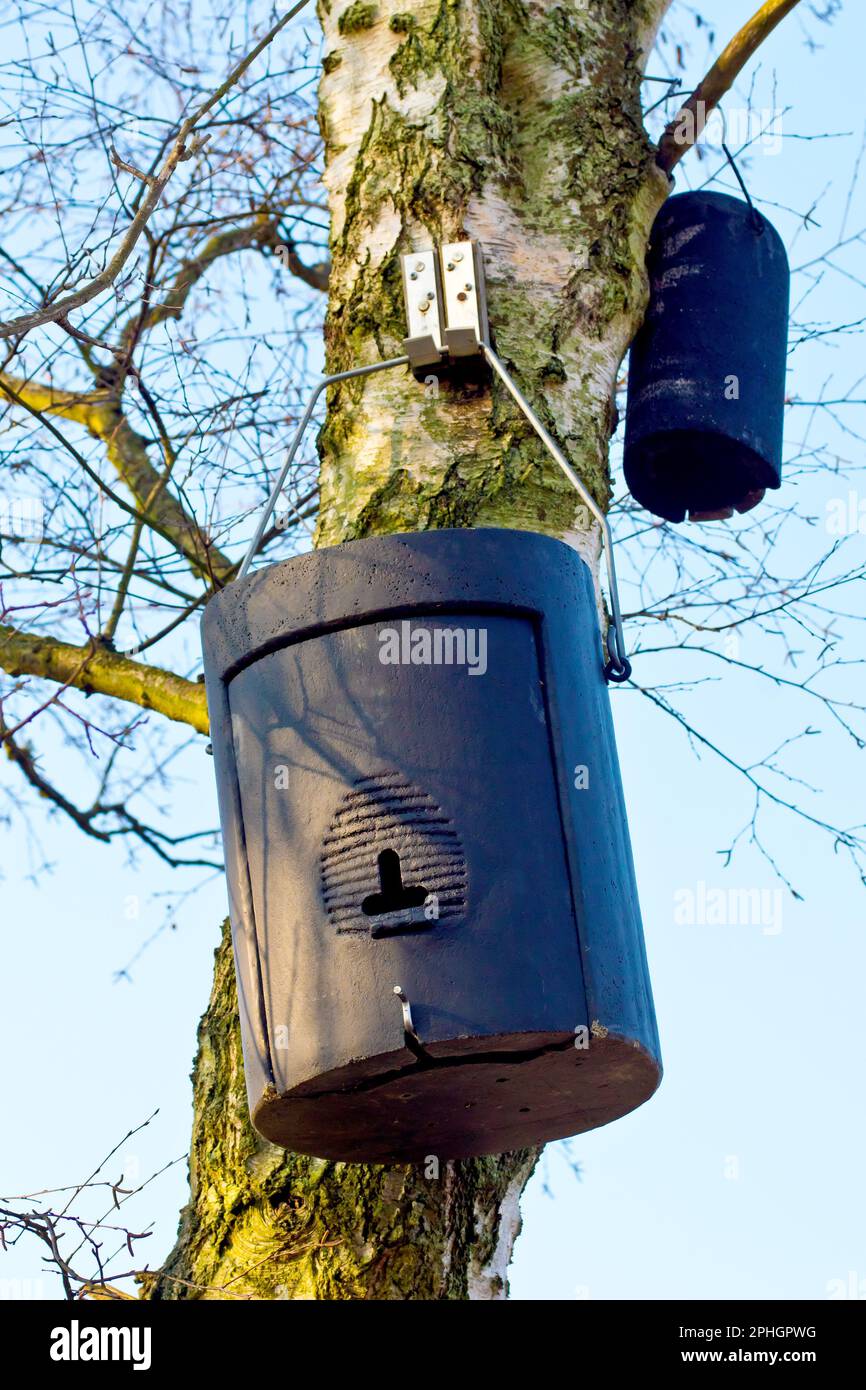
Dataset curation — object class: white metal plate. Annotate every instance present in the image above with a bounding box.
[400,250,444,351]
[440,240,484,347]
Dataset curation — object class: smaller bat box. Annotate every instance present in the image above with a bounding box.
[624,190,790,522]
[202,528,661,1162]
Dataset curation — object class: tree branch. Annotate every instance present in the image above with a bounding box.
[0,0,312,341]
[129,216,291,341]
[1,719,222,864]
[656,0,804,173]
[0,623,209,733]
[2,716,110,841]
[275,237,330,293]
[0,373,234,585]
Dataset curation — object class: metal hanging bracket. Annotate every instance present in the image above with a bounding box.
[400,240,489,368]
[238,240,631,681]
[400,248,446,369]
[400,239,628,679]
[439,240,489,357]
[479,340,631,683]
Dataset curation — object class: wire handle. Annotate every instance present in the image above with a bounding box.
[237,356,410,580]
[480,343,631,681]
[238,348,631,681]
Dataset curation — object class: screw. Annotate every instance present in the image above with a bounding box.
[456,291,467,301]
[465,283,473,292]
[409,271,417,280]
[427,290,435,300]
[446,262,454,271]
[453,250,464,263]
[415,261,425,272]
[418,301,430,313]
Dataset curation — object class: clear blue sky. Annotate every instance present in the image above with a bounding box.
[1,0,865,1301]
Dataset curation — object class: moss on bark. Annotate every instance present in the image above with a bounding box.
[314,0,670,552]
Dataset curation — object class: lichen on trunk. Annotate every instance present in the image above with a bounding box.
[154,0,672,1300]
[315,0,670,578]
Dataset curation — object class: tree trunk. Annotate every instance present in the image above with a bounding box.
[147,921,538,1298]
[150,0,671,1300]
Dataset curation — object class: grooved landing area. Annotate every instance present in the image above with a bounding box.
[320,773,468,934]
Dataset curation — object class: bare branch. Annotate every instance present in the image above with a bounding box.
[0,0,312,341]
[130,216,282,338]
[656,0,805,173]
[0,623,209,734]
[275,238,330,293]
[0,373,235,584]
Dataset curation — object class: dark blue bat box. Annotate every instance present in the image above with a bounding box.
[201,528,661,1162]
[625,190,790,522]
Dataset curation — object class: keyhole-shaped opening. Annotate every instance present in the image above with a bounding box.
[362,849,428,918]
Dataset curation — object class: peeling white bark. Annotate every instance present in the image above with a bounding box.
[467,1155,536,1300]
